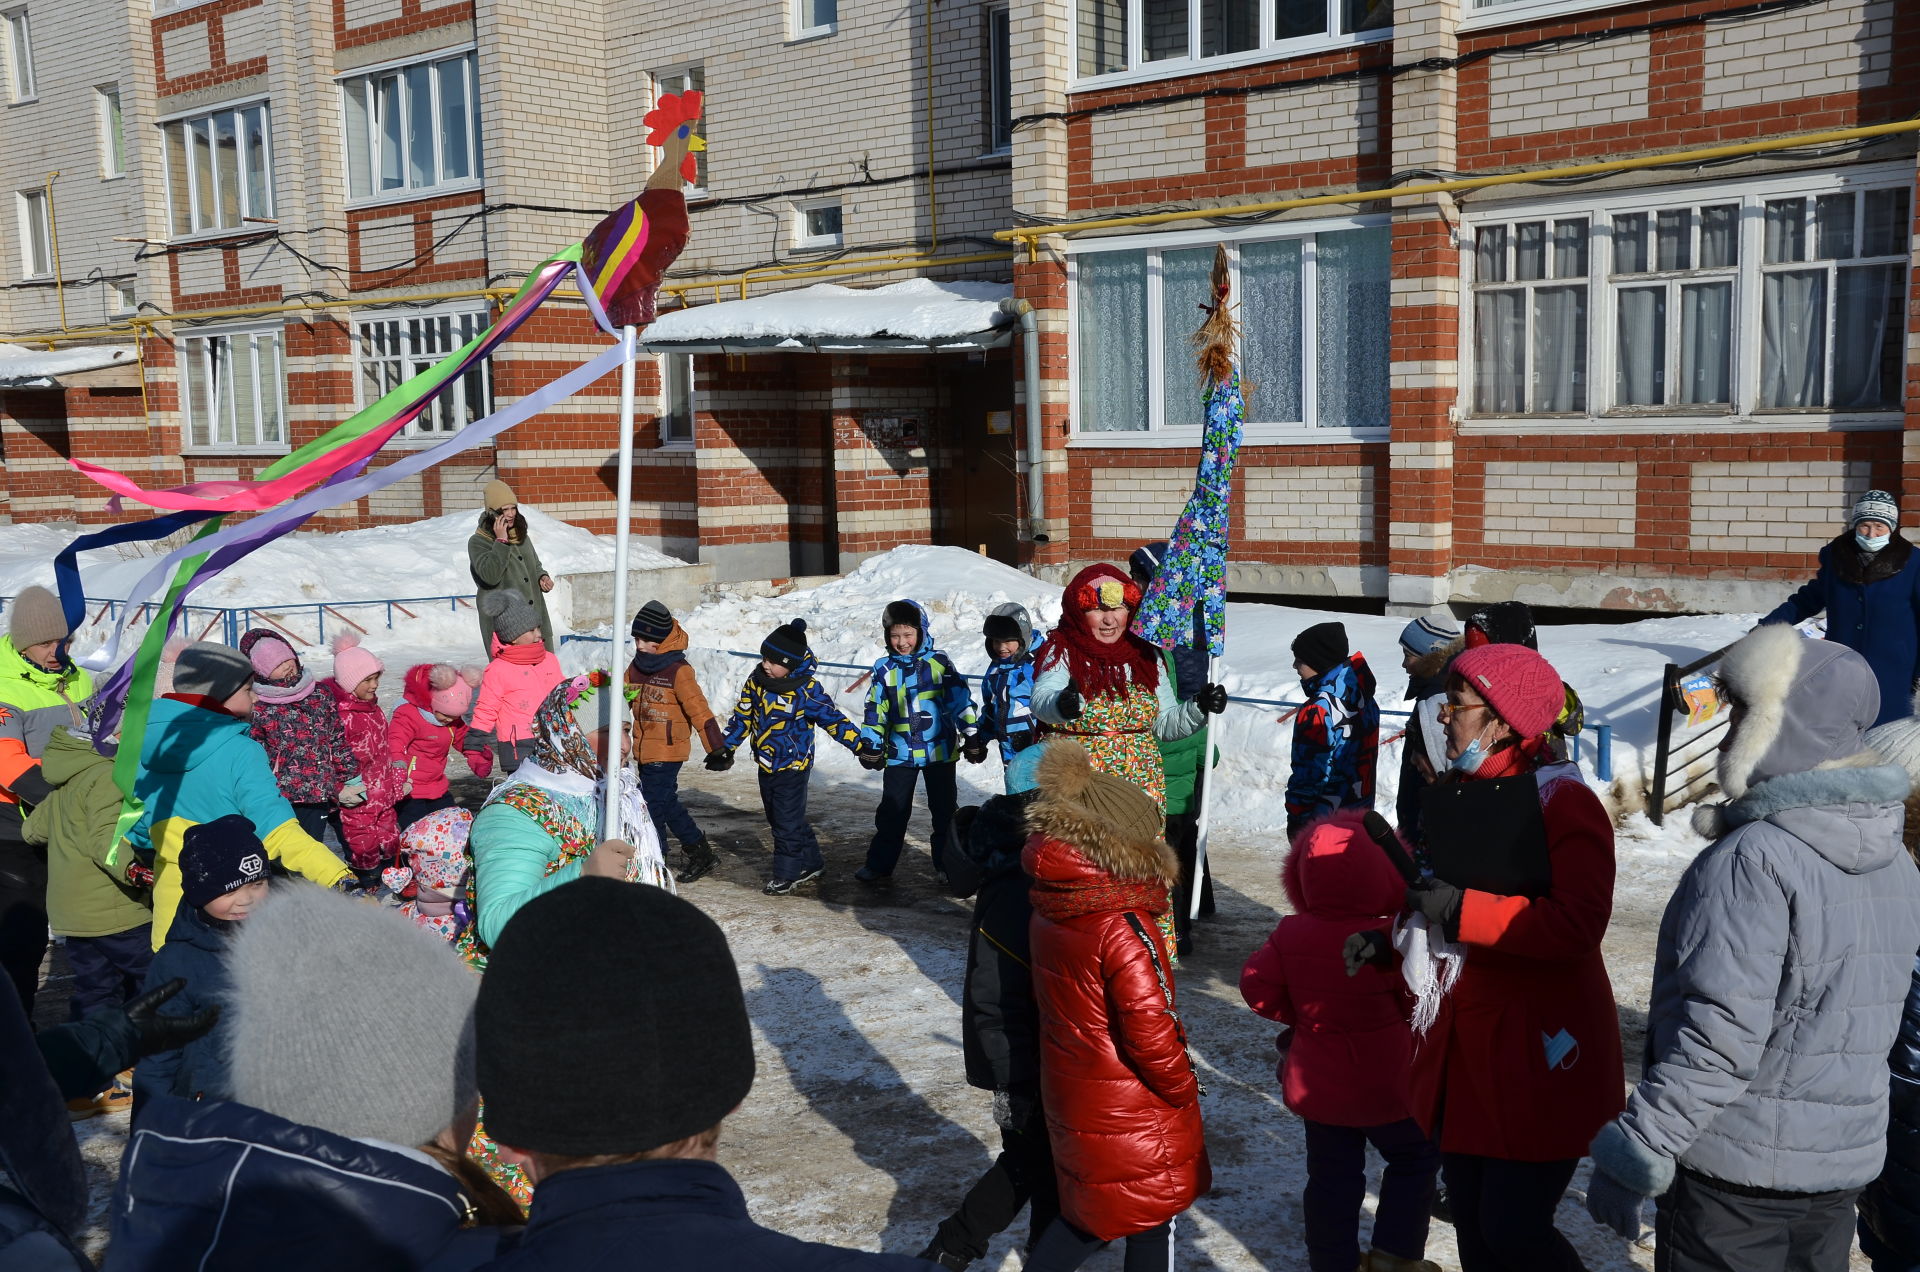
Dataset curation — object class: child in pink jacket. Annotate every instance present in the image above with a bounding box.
[321,633,408,883]
[390,662,491,831]
[468,589,562,773]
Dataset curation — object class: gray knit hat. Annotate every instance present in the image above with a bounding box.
[1852,489,1899,532]
[224,883,478,1149]
[172,642,254,701]
[481,589,541,645]
[8,585,68,650]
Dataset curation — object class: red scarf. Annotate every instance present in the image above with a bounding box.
[1037,563,1159,702]
[1031,868,1170,923]
[493,640,550,666]
[163,692,240,719]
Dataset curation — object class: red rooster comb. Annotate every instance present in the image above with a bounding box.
[645,91,705,183]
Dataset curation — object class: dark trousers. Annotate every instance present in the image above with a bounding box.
[1025,1218,1174,1272]
[66,926,154,1023]
[933,1106,1060,1259]
[0,803,48,1019]
[1442,1153,1585,1272]
[1166,807,1215,946]
[1304,1118,1440,1271]
[1655,1170,1859,1272]
[496,739,536,774]
[395,793,458,836]
[761,769,823,881]
[866,762,957,876]
[639,761,703,848]
[291,803,344,860]
[1860,1216,1920,1272]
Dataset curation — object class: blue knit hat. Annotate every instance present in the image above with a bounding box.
[1399,614,1459,658]
[180,814,268,910]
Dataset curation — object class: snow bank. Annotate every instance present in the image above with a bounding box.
[644,279,1012,344]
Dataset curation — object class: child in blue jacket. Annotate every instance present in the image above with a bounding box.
[1284,622,1380,839]
[710,620,876,896]
[965,603,1042,770]
[859,600,979,885]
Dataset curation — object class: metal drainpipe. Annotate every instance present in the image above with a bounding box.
[1002,298,1047,544]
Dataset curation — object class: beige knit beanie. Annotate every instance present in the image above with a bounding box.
[483,480,517,511]
[8,586,69,650]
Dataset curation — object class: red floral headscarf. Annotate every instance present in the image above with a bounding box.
[1038,563,1161,702]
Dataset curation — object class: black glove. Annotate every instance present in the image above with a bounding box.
[1342,930,1394,977]
[1056,686,1084,722]
[704,748,735,773]
[857,746,887,771]
[1405,878,1464,936]
[962,738,990,765]
[1196,683,1228,715]
[126,978,222,1060]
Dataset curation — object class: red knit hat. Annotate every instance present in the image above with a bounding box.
[1451,643,1564,740]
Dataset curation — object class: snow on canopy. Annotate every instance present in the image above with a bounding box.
[642,278,1013,345]
[0,343,137,386]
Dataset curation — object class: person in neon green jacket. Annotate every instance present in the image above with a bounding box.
[129,643,349,950]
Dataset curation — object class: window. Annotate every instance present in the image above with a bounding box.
[795,200,843,249]
[1077,0,1387,82]
[98,85,125,177]
[985,6,1012,153]
[651,68,706,191]
[161,102,274,237]
[355,308,493,438]
[1463,0,1633,28]
[4,8,32,102]
[1073,222,1390,435]
[108,280,136,317]
[17,188,49,278]
[794,0,835,37]
[179,328,286,451]
[340,51,481,202]
[1466,171,1914,420]
[660,354,694,445]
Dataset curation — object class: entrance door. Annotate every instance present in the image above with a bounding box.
[942,353,1019,564]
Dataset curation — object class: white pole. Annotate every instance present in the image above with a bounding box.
[603,323,638,842]
[1189,652,1218,922]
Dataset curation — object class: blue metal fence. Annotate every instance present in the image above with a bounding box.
[1,593,476,649]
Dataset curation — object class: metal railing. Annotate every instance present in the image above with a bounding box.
[1,593,477,649]
[1647,642,1735,826]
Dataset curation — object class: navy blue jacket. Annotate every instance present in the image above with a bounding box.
[473,1158,926,1271]
[133,903,234,1106]
[1764,533,1920,726]
[1862,955,1920,1259]
[110,1095,506,1271]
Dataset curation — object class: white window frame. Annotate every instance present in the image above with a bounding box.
[108,280,137,317]
[352,304,495,443]
[793,199,844,250]
[659,353,695,447]
[1460,164,1915,435]
[3,8,33,103]
[1071,0,1390,91]
[97,84,126,178]
[791,0,836,40]
[1066,214,1392,447]
[158,97,276,241]
[177,325,288,454]
[649,66,707,197]
[984,5,1012,156]
[16,187,49,278]
[1459,0,1648,34]
[336,48,482,209]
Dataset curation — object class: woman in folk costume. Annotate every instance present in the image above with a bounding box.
[1029,564,1220,810]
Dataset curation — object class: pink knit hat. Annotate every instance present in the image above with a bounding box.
[331,632,383,689]
[1451,643,1565,740]
[246,634,298,678]
[429,664,482,717]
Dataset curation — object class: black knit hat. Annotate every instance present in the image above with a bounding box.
[1292,622,1349,677]
[630,600,674,643]
[475,878,754,1155]
[180,814,268,910]
[760,619,809,671]
[1465,600,1538,651]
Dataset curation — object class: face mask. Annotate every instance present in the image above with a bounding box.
[1857,532,1890,553]
[1449,720,1495,775]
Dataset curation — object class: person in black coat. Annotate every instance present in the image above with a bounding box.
[917,747,1056,1271]
[1861,955,1920,1271]
[1392,616,1460,844]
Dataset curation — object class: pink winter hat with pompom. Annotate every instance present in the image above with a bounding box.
[246,634,298,678]
[429,664,481,717]
[1451,643,1565,741]
[331,632,383,689]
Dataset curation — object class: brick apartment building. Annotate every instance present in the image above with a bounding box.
[0,0,1914,614]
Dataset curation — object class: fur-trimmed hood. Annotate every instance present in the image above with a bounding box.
[1024,743,1177,887]
[1404,636,1463,700]
[1691,756,1910,872]
[1714,623,1882,799]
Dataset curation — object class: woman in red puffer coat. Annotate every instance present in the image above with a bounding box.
[1241,811,1440,1272]
[1024,741,1208,1272]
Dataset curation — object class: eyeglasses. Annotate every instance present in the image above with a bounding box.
[1437,702,1493,722]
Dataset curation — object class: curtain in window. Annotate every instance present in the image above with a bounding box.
[1530,287,1586,413]
[1240,239,1302,424]
[1161,248,1215,428]
[1317,226,1390,428]
[1678,281,1732,405]
[1759,269,1824,408]
[1472,291,1524,413]
[1833,264,1900,410]
[1615,286,1664,406]
[1077,251,1150,432]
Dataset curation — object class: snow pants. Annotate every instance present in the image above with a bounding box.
[1304,1117,1439,1272]
[1655,1169,1859,1272]
[0,803,48,1017]
[640,761,703,848]
[1442,1152,1584,1272]
[66,926,153,1022]
[932,1088,1059,1260]
[866,761,956,876]
[761,768,823,881]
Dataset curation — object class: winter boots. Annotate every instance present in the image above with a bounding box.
[676,838,718,884]
[913,1239,969,1271]
[1360,1252,1442,1272]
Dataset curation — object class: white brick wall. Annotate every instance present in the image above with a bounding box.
[221,4,274,64]
[1245,82,1379,167]
[160,24,212,78]
[1483,461,1636,548]
[1241,465,1375,541]
[1689,461,1873,554]
[1487,33,1649,137]
[1090,100,1205,184]
[1701,0,1893,112]
[1089,468,1189,538]
[342,0,407,26]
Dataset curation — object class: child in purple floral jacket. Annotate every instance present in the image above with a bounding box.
[238,628,364,854]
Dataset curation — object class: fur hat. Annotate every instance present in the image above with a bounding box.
[1024,742,1176,886]
[484,480,517,511]
[330,632,382,690]
[1292,622,1348,677]
[245,634,298,679]
[882,599,926,649]
[7,585,68,651]
[630,600,674,644]
[172,642,254,702]
[476,878,755,1155]
[761,619,809,670]
[1852,489,1899,532]
[481,589,541,646]
[1451,643,1565,741]
[427,663,482,717]
[1711,624,1880,803]
[180,815,269,909]
[226,884,479,1150]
